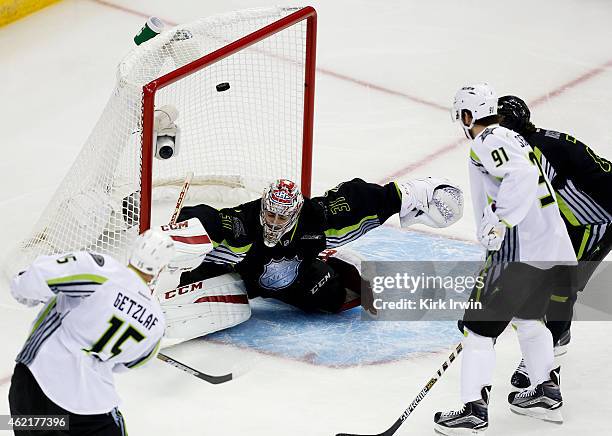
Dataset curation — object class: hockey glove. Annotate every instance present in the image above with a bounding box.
[478,203,506,251]
[399,177,464,228]
[10,272,42,307]
[11,293,41,308]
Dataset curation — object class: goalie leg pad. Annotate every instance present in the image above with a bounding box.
[160,273,250,345]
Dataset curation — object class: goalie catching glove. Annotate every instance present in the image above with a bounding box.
[399,177,464,228]
[157,218,213,272]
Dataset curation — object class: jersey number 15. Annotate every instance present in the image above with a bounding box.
[85,315,145,359]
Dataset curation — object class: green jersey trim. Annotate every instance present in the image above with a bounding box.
[324,214,378,238]
[577,225,591,260]
[28,297,57,338]
[211,240,252,254]
[533,147,542,161]
[470,148,481,162]
[550,294,569,303]
[393,182,403,201]
[289,215,301,242]
[555,194,581,226]
[46,274,108,286]
[127,339,162,369]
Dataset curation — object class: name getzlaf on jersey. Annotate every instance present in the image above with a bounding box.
[11,251,164,414]
[469,125,576,265]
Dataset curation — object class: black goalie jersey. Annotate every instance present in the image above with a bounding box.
[176,178,401,311]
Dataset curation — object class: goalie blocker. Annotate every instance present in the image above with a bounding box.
[152,218,247,343]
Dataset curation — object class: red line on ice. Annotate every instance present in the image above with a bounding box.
[315,67,448,111]
[87,0,612,183]
[0,375,11,386]
[529,59,612,107]
[379,58,612,183]
[89,0,445,110]
[90,0,162,23]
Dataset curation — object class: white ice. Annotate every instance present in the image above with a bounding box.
[1,0,612,435]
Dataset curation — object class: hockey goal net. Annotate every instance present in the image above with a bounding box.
[5,6,316,278]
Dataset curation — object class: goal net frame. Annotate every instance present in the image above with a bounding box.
[4,6,317,279]
[140,6,317,233]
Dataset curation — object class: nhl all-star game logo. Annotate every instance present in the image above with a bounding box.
[259,256,302,290]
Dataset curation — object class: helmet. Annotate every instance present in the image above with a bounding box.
[498,95,531,134]
[260,179,304,247]
[452,83,498,138]
[129,229,175,277]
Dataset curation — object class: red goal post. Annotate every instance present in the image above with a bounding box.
[4,6,317,279]
[140,6,317,233]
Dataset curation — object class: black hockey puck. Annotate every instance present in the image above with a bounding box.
[216,82,230,92]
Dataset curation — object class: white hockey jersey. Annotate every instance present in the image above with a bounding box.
[10,251,165,414]
[468,125,576,266]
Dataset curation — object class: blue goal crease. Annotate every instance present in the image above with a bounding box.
[204,227,482,367]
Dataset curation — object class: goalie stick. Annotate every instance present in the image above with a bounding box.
[336,342,463,436]
[147,171,193,292]
[153,172,233,384]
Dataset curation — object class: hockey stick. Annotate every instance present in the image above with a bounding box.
[168,171,193,225]
[157,353,232,384]
[147,171,194,292]
[336,342,463,436]
[153,172,233,384]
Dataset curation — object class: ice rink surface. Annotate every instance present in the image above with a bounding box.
[1,0,612,435]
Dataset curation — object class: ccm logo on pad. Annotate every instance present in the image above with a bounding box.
[164,281,205,300]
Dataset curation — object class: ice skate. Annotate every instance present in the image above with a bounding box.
[434,386,490,435]
[508,368,563,423]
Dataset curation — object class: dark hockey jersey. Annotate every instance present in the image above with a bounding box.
[177,178,401,296]
[524,128,612,257]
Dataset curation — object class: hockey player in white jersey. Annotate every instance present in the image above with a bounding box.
[433,83,577,435]
[8,230,174,436]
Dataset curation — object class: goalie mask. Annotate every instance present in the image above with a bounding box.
[260,179,304,247]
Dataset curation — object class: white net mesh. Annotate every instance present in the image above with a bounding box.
[5,6,313,278]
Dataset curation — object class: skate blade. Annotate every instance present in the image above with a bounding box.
[510,405,563,423]
[434,424,487,435]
